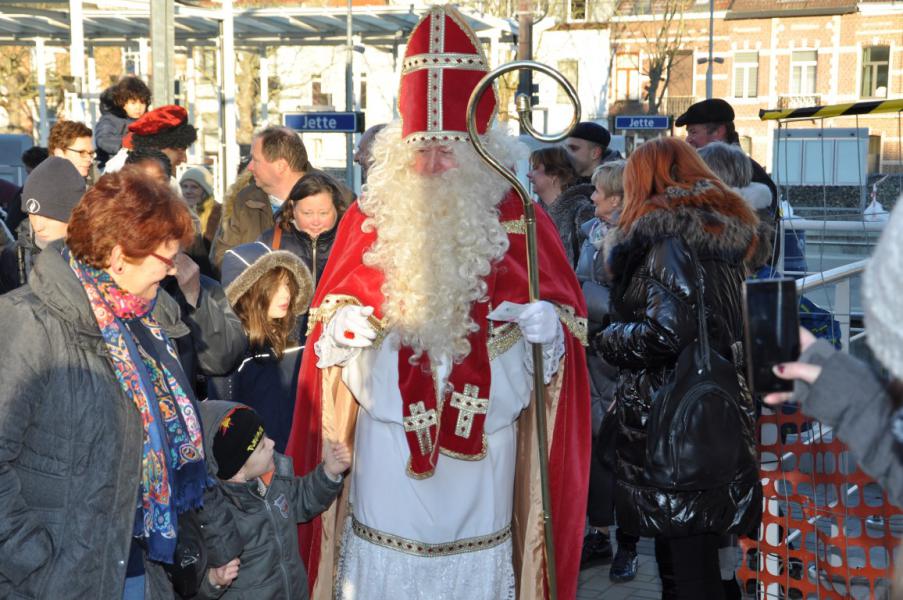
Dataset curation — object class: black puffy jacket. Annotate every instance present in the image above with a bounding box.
[258,222,338,292]
[593,193,762,539]
[539,183,596,269]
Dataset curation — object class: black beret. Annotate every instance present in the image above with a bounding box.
[675,98,735,127]
[569,121,611,148]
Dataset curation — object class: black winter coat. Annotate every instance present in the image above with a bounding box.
[594,196,762,538]
[539,183,596,268]
[258,222,339,292]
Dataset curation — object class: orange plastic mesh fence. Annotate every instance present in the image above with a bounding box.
[737,404,902,599]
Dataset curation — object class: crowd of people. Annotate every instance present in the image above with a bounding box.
[1,5,901,600]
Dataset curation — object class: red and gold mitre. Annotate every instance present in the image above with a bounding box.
[398,5,498,144]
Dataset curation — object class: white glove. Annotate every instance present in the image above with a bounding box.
[330,305,377,348]
[516,301,560,345]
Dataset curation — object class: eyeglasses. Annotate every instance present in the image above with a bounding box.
[149,252,177,271]
[66,147,96,159]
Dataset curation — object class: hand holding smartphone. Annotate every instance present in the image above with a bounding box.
[742,278,801,395]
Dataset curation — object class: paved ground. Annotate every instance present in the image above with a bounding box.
[577,537,662,600]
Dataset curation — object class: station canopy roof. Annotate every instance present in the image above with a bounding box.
[0,1,517,48]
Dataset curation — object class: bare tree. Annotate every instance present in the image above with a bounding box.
[611,0,687,114]
[642,0,686,114]
[0,47,38,134]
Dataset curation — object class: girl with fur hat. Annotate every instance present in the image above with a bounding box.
[208,241,314,453]
[593,137,762,599]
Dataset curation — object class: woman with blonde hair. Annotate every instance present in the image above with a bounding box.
[594,137,763,599]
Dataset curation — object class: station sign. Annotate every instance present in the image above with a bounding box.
[614,115,670,130]
[283,111,365,133]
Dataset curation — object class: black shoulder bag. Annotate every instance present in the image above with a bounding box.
[165,509,208,599]
[643,244,745,491]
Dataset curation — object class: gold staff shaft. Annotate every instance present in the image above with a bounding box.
[466,60,581,600]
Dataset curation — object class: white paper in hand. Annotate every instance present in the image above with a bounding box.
[487,301,530,322]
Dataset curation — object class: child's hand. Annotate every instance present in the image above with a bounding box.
[324,441,352,479]
[208,557,240,589]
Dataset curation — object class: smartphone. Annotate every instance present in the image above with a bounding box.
[742,278,801,395]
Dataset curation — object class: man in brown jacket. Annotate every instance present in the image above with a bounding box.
[211,127,352,270]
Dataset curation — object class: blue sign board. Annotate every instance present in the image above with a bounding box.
[283,112,365,133]
[614,115,670,130]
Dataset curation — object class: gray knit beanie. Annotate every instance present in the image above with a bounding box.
[21,157,86,223]
[863,194,903,380]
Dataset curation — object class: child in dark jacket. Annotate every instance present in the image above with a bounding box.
[208,242,314,452]
[198,400,350,599]
[94,76,151,169]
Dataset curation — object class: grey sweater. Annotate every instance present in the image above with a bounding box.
[791,339,903,508]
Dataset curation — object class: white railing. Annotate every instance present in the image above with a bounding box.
[795,259,868,352]
[784,218,886,232]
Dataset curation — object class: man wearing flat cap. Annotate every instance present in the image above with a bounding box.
[565,121,622,184]
[676,98,777,219]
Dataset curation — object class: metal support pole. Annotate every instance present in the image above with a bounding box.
[344,0,354,189]
[259,47,269,125]
[834,278,851,352]
[516,4,533,134]
[138,38,149,79]
[222,0,239,189]
[87,46,97,126]
[150,0,175,105]
[706,0,714,99]
[467,62,581,600]
[69,0,86,121]
[186,49,199,164]
[35,38,49,146]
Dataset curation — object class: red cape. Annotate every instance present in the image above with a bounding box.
[286,190,590,599]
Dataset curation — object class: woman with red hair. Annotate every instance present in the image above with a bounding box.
[592,137,764,599]
[0,168,238,599]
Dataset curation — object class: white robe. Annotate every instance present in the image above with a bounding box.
[316,325,563,600]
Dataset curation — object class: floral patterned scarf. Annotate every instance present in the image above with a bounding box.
[67,250,207,563]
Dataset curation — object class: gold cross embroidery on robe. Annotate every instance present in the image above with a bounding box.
[403,401,438,455]
[449,384,489,439]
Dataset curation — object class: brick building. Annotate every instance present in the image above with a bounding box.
[598,0,903,175]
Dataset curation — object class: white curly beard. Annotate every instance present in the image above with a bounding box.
[359,122,527,363]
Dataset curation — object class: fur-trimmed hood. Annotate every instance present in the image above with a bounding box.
[221,241,314,317]
[605,182,765,283]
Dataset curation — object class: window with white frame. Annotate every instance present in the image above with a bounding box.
[615,54,640,101]
[790,50,817,95]
[732,51,758,98]
[123,47,141,76]
[569,0,587,20]
[558,60,578,103]
[861,46,889,98]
